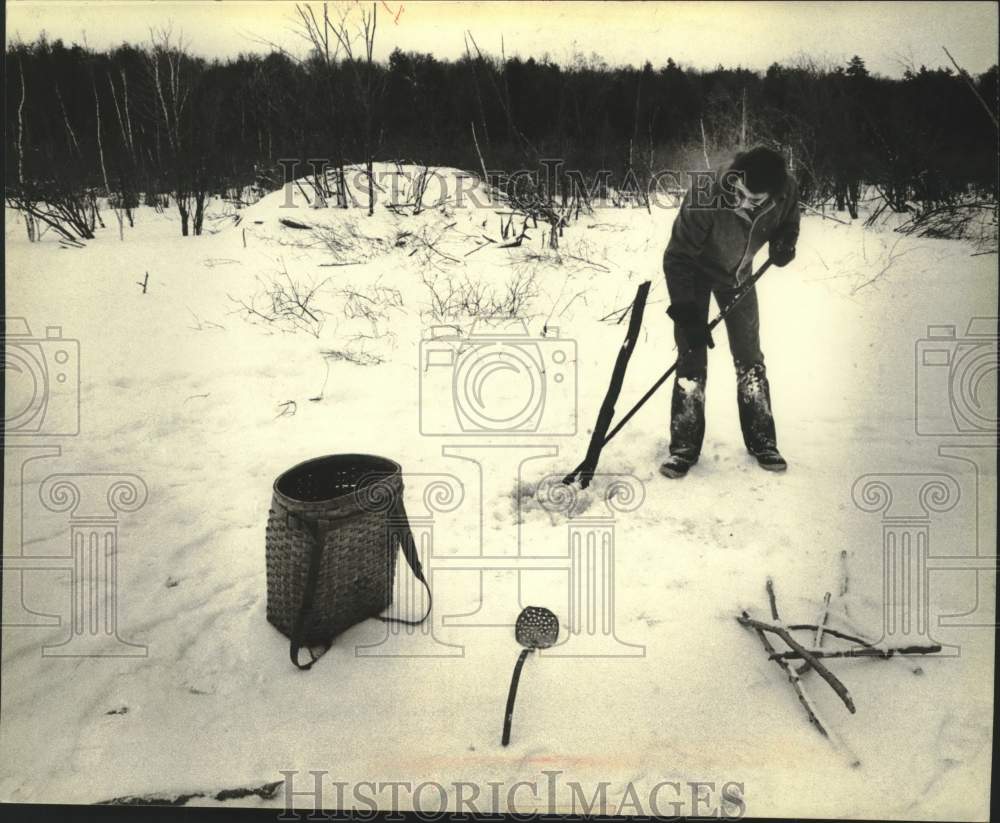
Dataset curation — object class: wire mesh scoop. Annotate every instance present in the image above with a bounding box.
[501,606,559,746]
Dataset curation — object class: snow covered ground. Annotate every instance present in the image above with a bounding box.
[3,166,996,819]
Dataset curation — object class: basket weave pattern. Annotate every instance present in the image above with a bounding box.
[265,454,402,644]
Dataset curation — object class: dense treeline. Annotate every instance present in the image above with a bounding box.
[5,22,998,239]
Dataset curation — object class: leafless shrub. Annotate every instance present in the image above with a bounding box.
[384,165,441,215]
[522,238,612,275]
[333,278,404,355]
[421,269,538,322]
[895,201,998,254]
[228,261,329,337]
[320,347,384,366]
[6,183,98,241]
[339,280,403,324]
[308,221,388,264]
[401,223,463,272]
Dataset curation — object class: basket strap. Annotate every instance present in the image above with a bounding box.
[288,513,333,671]
[379,496,433,627]
[286,494,433,670]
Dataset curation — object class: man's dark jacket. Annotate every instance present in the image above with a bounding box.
[663,160,800,303]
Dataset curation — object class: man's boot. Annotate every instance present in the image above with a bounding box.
[737,363,787,472]
[660,376,707,478]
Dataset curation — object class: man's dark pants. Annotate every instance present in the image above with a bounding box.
[665,273,777,461]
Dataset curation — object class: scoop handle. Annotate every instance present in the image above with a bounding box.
[501,648,533,746]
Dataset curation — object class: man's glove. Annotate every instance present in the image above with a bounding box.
[667,302,714,349]
[769,237,796,267]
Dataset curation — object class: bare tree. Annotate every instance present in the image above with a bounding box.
[14,57,36,241]
[286,3,353,208]
[145,28,209,236]
[90,65,128,239]
[324,2,387,216]
[6,46,98,242]
[107,67,139,226]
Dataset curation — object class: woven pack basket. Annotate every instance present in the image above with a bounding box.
[265,454,431,669]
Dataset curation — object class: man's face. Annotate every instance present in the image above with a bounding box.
[733,178,769,211]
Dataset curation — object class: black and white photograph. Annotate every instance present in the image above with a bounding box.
[2,0,998,819]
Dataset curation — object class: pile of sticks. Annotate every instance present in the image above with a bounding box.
[737,558,942,765]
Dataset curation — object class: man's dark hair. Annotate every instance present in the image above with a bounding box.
[729,146,789,196]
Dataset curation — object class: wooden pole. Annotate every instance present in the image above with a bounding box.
[564,281,651,488]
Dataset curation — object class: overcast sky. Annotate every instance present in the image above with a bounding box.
[6,1,999,77]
